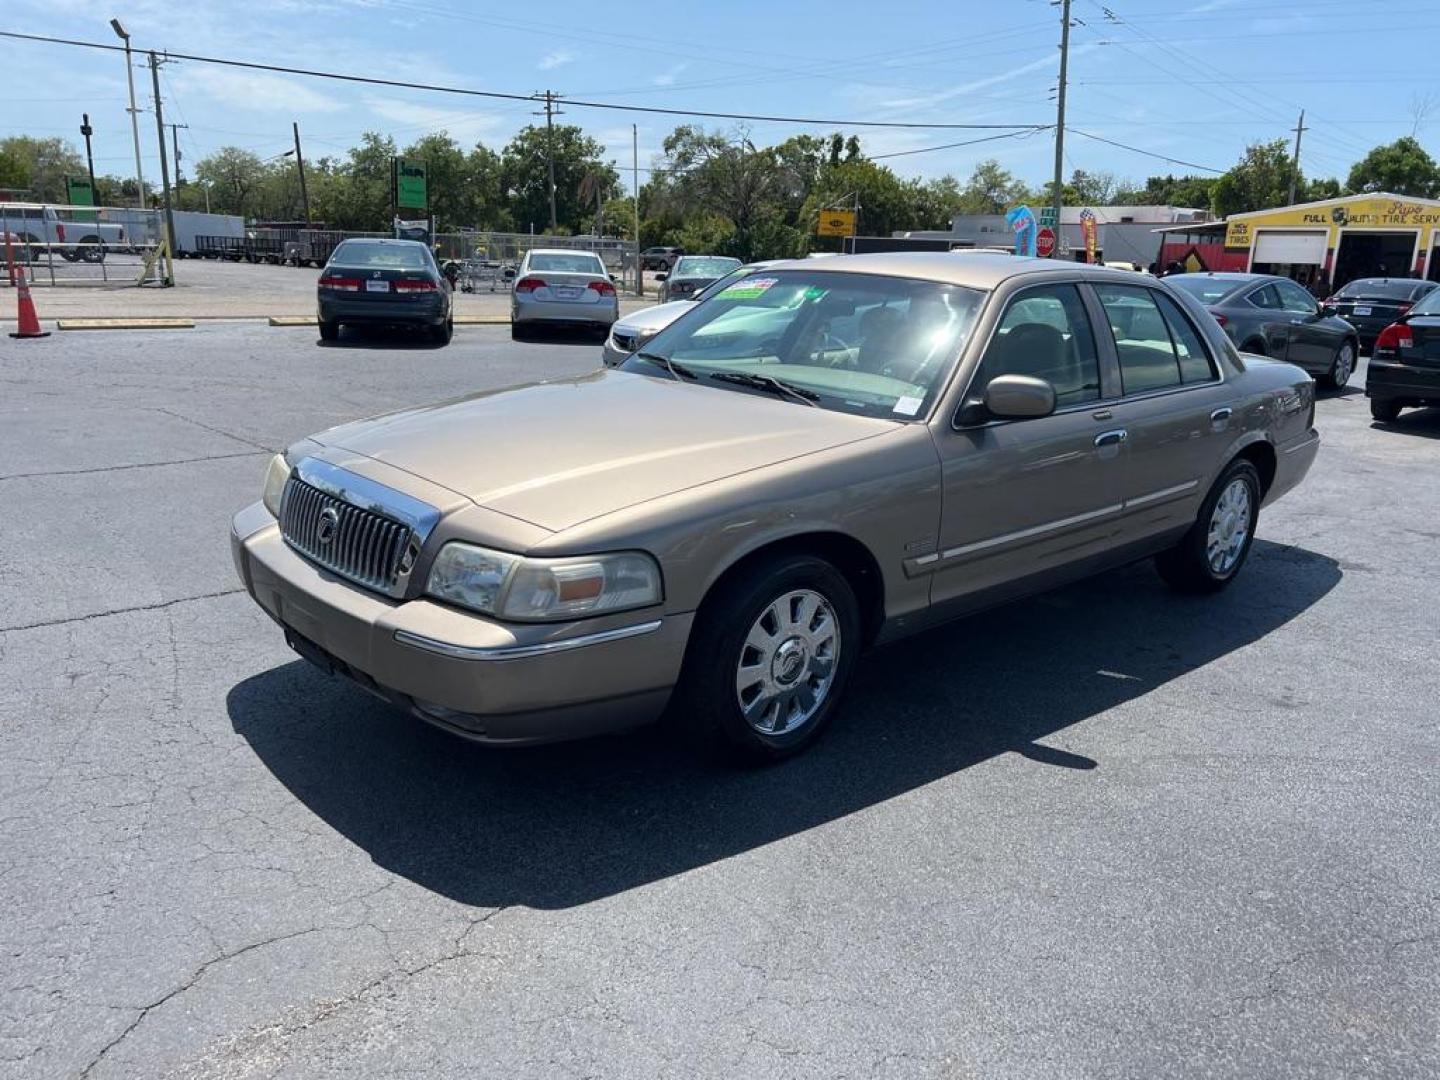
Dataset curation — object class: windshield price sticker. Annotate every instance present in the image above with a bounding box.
[892,395,923,416]
[719,277,778,300]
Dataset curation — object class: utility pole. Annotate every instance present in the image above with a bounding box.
[1288,109,1307,205]
[79,114,98,198]
[148,51,175,284]
[535,90,563,232]
[168,122,188,195]
[633,123,641,296]
[110,19,147,209]
[1050,0,1072,255]
[292,121,311,225]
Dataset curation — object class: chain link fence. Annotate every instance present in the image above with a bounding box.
[1,203,167,286]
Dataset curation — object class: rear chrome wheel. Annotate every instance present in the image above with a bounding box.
[1156,458,1261,594]
[735,589,841,737]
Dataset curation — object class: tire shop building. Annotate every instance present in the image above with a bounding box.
[1155,192,1440,289]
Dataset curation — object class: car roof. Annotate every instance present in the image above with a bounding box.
[527,248,604,257]
[756,251,1169,290]
[337,237,428,247]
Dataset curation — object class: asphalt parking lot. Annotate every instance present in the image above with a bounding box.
[2,323,1437,1079]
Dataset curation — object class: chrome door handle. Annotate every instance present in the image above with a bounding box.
[1210,407,1232,423]
[1094,429,1128,448]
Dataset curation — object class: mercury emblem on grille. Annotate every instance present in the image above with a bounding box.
[316,506,340,545]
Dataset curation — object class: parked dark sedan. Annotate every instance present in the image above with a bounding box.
[1365,285,1440,422]
[1325,277,1437,349]
[658,255,742,302]
[317,238,454,344]
[1167,272,1359,389]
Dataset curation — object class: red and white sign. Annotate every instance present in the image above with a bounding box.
[1036,226,1056,258]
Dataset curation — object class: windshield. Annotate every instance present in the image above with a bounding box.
[621,270,985,420]
[672,256,741,278]
[528,252,606,274]
[1167,275,1248,304]
[1411,288,1440,316]
[332,242,429,269]
[1335,278,1428,300]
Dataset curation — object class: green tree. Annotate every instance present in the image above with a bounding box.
[1210,139,1300,217]
[658,126,789,258]
[954,159,1034,214]
[1304,176,1342,201]
[1346,137,1440,198]
[1124,173,1217,209]
[194,147,273,218]
[500,124,617,234]
[0,136,87,202]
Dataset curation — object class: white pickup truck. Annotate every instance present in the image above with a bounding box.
[0,202,127,263]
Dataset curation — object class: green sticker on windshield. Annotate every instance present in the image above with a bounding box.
[803,285,829,300]
[719,277,777,299]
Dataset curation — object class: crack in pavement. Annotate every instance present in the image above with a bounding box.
[150,407,275,454]
[0,589,246,635]
[0,450,267,483]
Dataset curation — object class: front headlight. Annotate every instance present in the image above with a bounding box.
[427,543,662,622]
[261,453,291,518]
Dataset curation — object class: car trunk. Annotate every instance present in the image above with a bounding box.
[1404,314,1440,366]
[320,263,438,303]
[1330,290,1416,326]
[519,272,608,305]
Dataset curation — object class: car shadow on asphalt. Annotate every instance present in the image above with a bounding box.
[227,539,1340,910]
[513,326,610,348]
[1370,406,1440,439]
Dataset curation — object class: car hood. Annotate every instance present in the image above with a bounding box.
[614,299,695,333]
[312,369,897,532]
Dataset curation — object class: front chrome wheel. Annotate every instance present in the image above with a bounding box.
[1206,477,1252,575]
[1330,342,1354,388]
[734,589,841,736]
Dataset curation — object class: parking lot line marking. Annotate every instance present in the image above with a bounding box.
[56,318,196,330]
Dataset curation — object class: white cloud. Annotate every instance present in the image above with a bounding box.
[652,63,688,87]
[174,67,345,114]
[538,49,575,71]
[359,96,504,146]
[880,43,1101,112]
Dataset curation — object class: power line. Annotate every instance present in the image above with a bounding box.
[0,30,1048,131]
[870,128,1050,160]
[1068,129,1225,173]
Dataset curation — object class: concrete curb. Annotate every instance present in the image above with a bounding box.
[56,318,195,330]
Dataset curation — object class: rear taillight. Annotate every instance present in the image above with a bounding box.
[588,279,616,296]
[1323,296,1336,306]
[393,279,437,292]
[56,223,66,242]
[1208,308,1228,327]
[1374,322,1413,352]
[318,275,361,292]
[515,276,546,293]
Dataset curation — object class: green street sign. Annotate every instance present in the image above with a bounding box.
[1038,205,1057,229]
[395,158,427,211]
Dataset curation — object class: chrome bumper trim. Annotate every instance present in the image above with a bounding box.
[394,619,664,661]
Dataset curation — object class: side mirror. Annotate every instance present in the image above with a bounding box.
[610,274,619,283]
[1319,303,1337,317]
[982,374,1057,420]
[654,272,668,282]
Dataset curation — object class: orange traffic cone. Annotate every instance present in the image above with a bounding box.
[9,267,50,339]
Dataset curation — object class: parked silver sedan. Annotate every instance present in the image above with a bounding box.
[602,260,785,367]
[233,254,1318,762]
[510,249,619,338]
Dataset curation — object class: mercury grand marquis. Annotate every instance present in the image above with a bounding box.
[231,253,1319,761]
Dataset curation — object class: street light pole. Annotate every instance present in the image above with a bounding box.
[110,19,147,210]
[80,114,98,198]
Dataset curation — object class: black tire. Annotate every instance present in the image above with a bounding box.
[1322,339,1355,390]
[1370,398,1403,422]
[1240,339,1266,357]
[80,237,106,264]
[1156,459,1261,595]
[431,318,453,345]
[510,321,527,341]
[674,553,862,763]
[318,319,340,342]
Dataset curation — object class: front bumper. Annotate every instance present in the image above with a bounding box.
[231,501,690,745]
[1365,358,1440,404]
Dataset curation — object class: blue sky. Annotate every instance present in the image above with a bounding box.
[6,0,1439,198]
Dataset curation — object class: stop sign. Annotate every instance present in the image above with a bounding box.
[1036,226,1056,257]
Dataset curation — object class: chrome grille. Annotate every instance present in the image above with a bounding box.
[279,476,414,594]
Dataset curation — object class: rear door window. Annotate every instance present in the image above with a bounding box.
[974,284,1102,406]
[1094,284,1183,394]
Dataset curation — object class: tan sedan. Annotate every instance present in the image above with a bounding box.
[232,253,1319,760]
